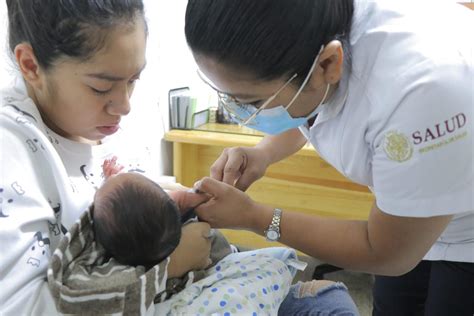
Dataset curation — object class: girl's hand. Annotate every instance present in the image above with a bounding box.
[167,222,213,278]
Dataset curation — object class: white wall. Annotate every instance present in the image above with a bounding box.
[126,0,190,176]
[0,1,14,88]
[133,0,212,176]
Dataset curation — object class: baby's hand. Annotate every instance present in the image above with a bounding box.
[103,156,125,179]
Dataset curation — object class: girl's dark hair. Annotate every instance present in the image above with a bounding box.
[7,0,146,70]
[185,0,354,84]
[93,177,182,267]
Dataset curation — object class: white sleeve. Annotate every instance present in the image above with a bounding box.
[0,114,59,315]
[371,64,473,217]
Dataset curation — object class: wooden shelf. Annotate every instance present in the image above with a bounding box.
[460,2,474,10]
[165,123,319,157]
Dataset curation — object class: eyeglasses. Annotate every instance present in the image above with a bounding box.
[197,46,324,126]
[197,70,298,125]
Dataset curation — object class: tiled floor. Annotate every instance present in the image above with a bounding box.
[294,256,374,316]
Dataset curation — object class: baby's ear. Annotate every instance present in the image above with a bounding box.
[168,191,185,206]
[168,191,210,214]
[168,190,188,215]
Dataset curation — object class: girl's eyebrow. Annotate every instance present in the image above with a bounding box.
[86,73,124,82]
[86,63,147,82]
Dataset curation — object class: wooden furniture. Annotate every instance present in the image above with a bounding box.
[165,123,374,253]
[460,2,474,10]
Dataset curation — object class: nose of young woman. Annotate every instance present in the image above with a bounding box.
[106,87,132,116]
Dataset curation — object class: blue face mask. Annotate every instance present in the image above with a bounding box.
[225,46,330,135]
[230,86,329,135]
[198,45,330,135]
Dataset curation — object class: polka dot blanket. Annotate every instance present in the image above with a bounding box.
[154,247,306,316]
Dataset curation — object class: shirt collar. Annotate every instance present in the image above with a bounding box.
[305,0,373,129]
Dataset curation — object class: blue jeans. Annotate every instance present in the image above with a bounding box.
[279,282,359,316]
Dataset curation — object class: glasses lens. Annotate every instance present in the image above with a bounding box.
[218,93,256,124]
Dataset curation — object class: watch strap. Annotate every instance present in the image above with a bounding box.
[265,208,282,241]
[269,208,282,232]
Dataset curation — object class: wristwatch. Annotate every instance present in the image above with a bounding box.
[265,208,282,242]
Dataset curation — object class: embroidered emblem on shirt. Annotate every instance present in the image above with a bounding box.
[383,131,413,162]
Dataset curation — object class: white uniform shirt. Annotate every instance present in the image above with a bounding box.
[0,78,161,315]
[301,0,474,262]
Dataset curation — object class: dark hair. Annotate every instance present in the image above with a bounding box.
[185,0,354,84]
[7,0,146,70]
[93,177,181,267]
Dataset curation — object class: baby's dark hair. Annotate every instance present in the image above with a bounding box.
[6,0,146,70]
[93,176,181,267]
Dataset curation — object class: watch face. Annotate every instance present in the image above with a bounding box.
[266,230,279,241]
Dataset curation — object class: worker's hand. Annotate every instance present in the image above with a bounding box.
[210,146,270,191]
[167,222,212,278]
[194,177,260,230]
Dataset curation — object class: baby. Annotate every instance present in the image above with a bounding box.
[50,157,300,315]
[92,157,226,269]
